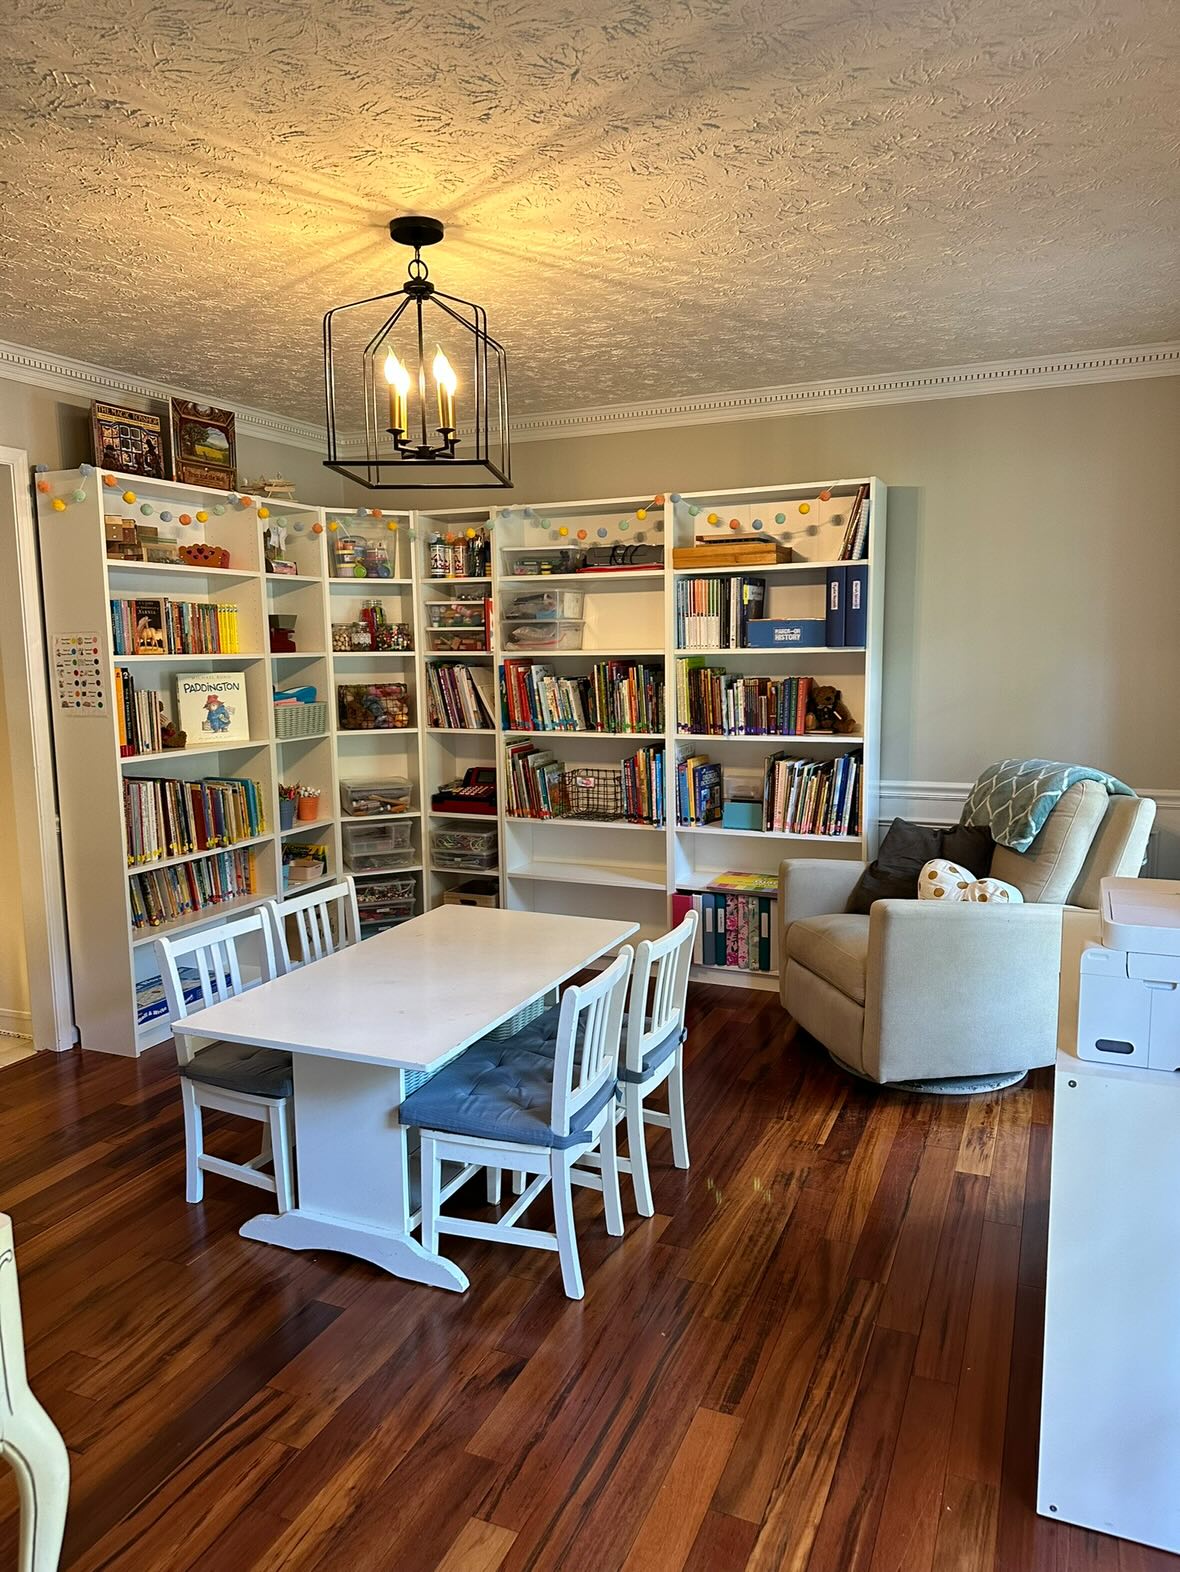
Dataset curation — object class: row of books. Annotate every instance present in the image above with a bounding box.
[677,754,722,825]
[128,849,258,930]
[677,665,816,737]
[110,597,242,656]
[123,776,267,865]
[763,751,861,836]
[837,485,871,561]
[620,746,665,826]
[425,662,496,730]
[114,668,165,756]
[675,575,765,649]
[673,890,779,973]
[501,660,664,734]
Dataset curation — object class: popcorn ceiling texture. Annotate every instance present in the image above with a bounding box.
[1,0,1177,423]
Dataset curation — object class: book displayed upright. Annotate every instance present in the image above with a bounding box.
[175,672,251,745]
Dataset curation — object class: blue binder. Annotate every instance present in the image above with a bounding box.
[846,565,868,647]
[825,567,846,647]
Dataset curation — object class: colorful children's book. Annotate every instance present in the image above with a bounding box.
[706,870,778,894]
[175,672,250,744]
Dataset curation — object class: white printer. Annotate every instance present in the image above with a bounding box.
[1077,877,1180,1070]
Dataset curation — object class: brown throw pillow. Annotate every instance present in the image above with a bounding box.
[847,820,994,915]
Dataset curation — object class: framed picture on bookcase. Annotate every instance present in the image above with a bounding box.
[91,401,166,478]
[170,400,237,490]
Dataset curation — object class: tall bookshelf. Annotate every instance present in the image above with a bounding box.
[37,469,883,1054]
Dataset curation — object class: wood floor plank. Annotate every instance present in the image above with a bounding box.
[947,1221,1021,1487]
[1018,1122,1052,1288]
[868,1375,956,1572]
[619,1408,741,1572]
[932,1474,1000,1572]
[744,1278,883,1571]
[824,1099,903,1245]
[913,1172,989,1384]
[984,1085,1032,1226]
[876,1141,957,1336]
[956,1094,1001,1177]
[680,1510,759,1571]
[434,1518,517,1572]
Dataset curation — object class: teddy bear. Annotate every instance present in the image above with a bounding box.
[805,684,857,734]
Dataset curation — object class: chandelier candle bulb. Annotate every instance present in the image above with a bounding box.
[433,347,457,431]
[384,349,410,434]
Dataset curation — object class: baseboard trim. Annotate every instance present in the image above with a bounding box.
[0,1007,33,1034]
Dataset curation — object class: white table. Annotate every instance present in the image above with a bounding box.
[174,905,638,1292]
[1038,912,1180,1553]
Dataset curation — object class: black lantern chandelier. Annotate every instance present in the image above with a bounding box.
[323,216,511,489]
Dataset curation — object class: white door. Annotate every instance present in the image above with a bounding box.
[0,448,76,1051]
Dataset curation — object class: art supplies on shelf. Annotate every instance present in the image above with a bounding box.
[501,659,665,734]
[430,824,499,871]
[355,875,417,932]
[175,672,250,744]
[344,820,414,871]
[674,890,778,973]
[273,688,329,739]
[677,663,815,736]
[330,602,412,652]
[282,841,328,886]
[128,848,258,929]
[838,484,871,560]
[336,683,411,730]
[431,767,497,816]
[672,539,791,569]
[425,662,496,729]
[425,594,492,652]
[675,575,766,649]
[762,750,861,836]
[677,754,723,825]
[329,530,396,579]
[123,775,266,864]
[110,597,241,656]
[506,744,665,825]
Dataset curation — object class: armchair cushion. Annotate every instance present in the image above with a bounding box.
[846,819,994,914]
[787,914,870,1005]
[989,779,1106,902]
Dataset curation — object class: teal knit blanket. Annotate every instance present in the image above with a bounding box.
[962,759,1134,852]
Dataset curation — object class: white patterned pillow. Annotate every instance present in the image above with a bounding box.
[918,858,1023,904]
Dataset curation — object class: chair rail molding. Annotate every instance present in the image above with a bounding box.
[878,781,1180,880]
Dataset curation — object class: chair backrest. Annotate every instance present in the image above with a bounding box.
[549,947,633,1140]
[623,912,697,1079]
[265,877,361,972]
[1068,795,1156,909]
[154,909,278,1065]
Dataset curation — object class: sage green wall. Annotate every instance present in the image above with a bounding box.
[354,376,1180,789]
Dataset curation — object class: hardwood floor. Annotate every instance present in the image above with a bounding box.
[0,983,1174,1571]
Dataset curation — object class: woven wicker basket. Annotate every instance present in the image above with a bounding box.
[274,701,329,739]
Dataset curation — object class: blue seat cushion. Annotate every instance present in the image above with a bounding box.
[496,1006,684,1085]
[181,1042,293,1098]
[400,1038,617,1149]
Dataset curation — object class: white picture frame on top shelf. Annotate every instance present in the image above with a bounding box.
[175,672,250,744]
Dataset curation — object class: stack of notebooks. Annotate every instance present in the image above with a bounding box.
[675,575,765,649]
[110,597,241,656]
[501,660,664,734]
[676,754,723,825]
[113,668,166,756]
[762,751,861,836]
[123,776,266,865]
[673,878,779,973]
[425,663,496,730]
[128,849,257,930]
[677,663,815,736]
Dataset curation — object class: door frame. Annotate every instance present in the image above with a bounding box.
[0,447,76,1050]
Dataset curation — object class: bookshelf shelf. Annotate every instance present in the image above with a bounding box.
[125,832,274,877]
[40,470,882,1051]
[676,732,864,745]
[505,859,666,892]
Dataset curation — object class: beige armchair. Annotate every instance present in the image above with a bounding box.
[780,782,1156,1091]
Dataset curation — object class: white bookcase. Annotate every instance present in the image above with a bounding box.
[37,469,883,1055]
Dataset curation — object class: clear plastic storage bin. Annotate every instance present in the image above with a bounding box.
[503,590,584,621]
[339,778,411,817]
[344,820,414,871]
[426,601,487,628]
[427,628,489,652]
[501,620,583,650]
[430,824,498,870]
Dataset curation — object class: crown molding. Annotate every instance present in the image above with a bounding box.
[510,341,1180,443]
[3,335,1178,456]
[0,339,326,452]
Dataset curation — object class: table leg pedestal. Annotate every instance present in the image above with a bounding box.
[240,1052,469,1291]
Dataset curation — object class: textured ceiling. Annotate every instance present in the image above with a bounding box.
[1,0,1178,424]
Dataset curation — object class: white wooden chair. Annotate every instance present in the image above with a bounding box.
[155,911,295,1212]
[1,1214,69,1572]
[616,911,697,1215]
[401,948,633,1299]
[265,877,360,972]
[503,915,697,1217]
